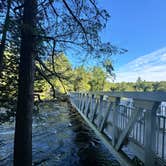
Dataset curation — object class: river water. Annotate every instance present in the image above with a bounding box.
[0,101,120,166]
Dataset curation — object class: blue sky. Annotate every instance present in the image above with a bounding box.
[99,0,166,82]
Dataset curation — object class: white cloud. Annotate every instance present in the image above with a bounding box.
[115,47,166,82]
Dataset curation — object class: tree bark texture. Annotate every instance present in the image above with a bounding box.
[14,0,37,165]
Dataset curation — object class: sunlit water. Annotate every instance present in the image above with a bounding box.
[0,102,120,166]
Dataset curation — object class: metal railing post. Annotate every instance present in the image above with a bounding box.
[144,102,160,166]
[112,97,120,147]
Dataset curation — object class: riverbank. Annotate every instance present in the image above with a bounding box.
[0,101,120,166]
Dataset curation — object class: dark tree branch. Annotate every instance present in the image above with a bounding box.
[36,56,68,93]
[34,93,42,102]
[62,0,89,43]
[52,40,56,72]
[48,0,59,17]
[36,56,70,80]
[36,66,56,98]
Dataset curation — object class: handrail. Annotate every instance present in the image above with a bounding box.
[70,91,166,102]
[69,91,166,166]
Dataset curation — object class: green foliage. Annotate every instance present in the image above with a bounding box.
[34,55,112,96]
[35,56,166,98]
[1,50,166,104]
[50,53,73,93]
[88,67,106,91]
[109,77,166,92]
[0,51,18,108]
[34,53,74,99]
[73,66,91,92]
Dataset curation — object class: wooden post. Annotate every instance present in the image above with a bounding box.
[79,93,83,110]
[92,95,103,123]
[77,93,80,108]
[112,97,120,146]
[83,93,88,114]
[76,93,79,107]
[81,93,86,112]
[98,95,104,125]
[144,102,160,166]
[99,101,113,132]
[89,94,94,118]
[91,97,99,122]
[85,94,91,117]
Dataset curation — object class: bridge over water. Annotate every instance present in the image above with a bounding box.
[69,92,166,166]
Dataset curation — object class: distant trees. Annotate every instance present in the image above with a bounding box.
[35,59,166,97]
[109,77,166,92]
[35,55,114,96]
[73,66,91,92]
[88,67,106,91]
[134,77,151,92]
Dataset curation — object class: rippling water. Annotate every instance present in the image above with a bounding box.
[0,101,120,166]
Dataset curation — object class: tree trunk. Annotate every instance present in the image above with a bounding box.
[14,0,37,165]
[0,0,11,75]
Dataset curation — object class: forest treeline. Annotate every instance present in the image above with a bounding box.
[35,54,166,98]
[34,55,166,98]
[1,52,166,108]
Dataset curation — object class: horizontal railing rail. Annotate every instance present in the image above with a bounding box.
[69,91,166,166]
[71,91,166,102]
